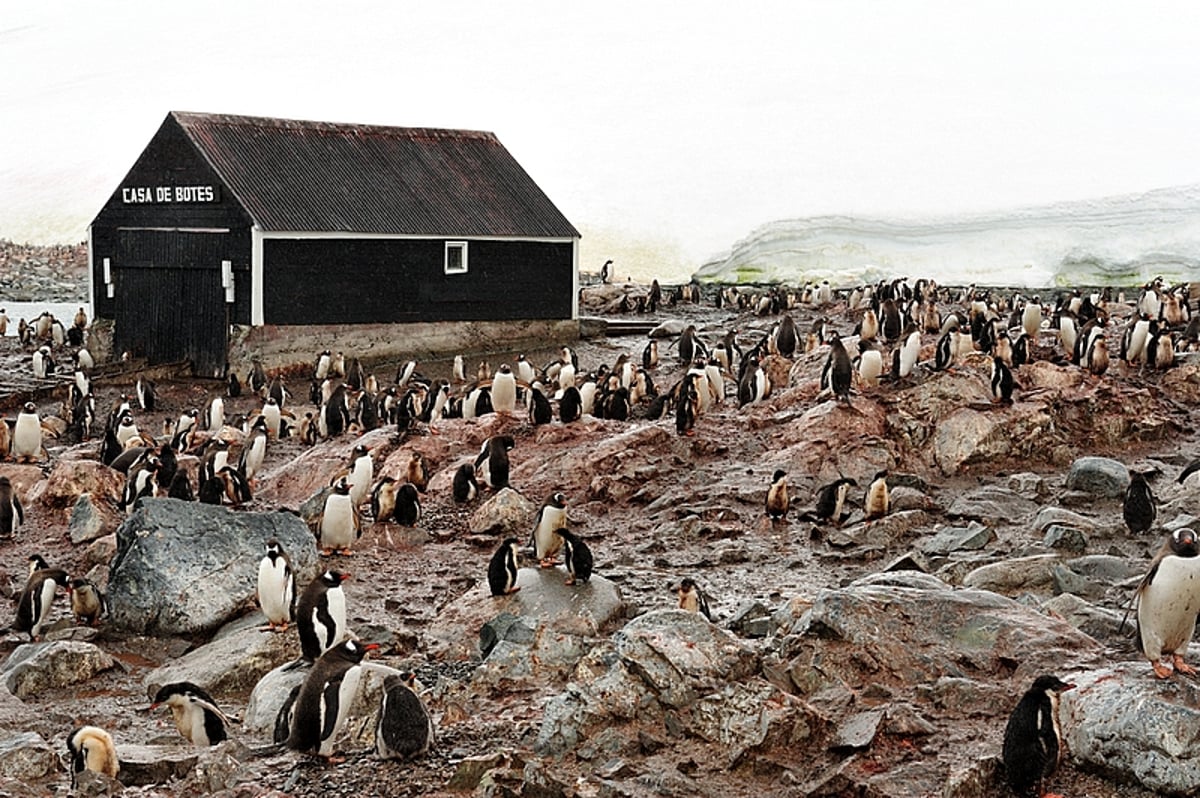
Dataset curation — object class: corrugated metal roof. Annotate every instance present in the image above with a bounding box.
[171,111,579,238]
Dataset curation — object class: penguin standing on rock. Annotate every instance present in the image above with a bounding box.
[0,476,23,538]
[257,538,295,631]
[296,570,351,664]
[149,682,229,746]
[16,566,69,641]
[864,470,890,520]
[475,435,515,490]
[488,538,523,596]
[821,332,853,404]
[676,577,713,621]
[1124,471,1157,535]
[452,463,479,503]
[11,402,44,463]
[1002,674,1074,798]
[1135,527,1200,678]
[531,492,568,567]
[375,671,436,761]
[991,356,1016,404]
[807,477,858,526]
[394,483,421,527]
[491,364,518,414]
[66,725,120,787]
[318,479,360,556]
[555,528,593,585]
[765,470,789,522]
[287,639,378,761]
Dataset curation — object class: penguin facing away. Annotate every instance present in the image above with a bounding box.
[556,527,594,585]
[1135,527,1200,678]
[375,671,436,761]
[287,639,379,760]
[452,463,479,503]
[149,681,229,746]
[394,482,422,527]
[475,435,515,490]
[1123,470,1157,535]
[488,537,523,596]
[810,477,858,525]
[1001,674,1074,798]
[66,725,120,787]
[0,476,24,537]
[257,538,295,631]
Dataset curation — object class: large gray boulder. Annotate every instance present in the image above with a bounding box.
[0,732,57,781]
[0,641,116,698]
[107,499,319,635]
[1062,664,1200,795]
[1066,456,1130,497]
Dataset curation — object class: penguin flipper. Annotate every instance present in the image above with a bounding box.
[1179,459,1200,484]
[320,675,348,741]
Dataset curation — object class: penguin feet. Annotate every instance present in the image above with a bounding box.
[539,559,557,569]
[337,548,354,556]
[1173,654,1196,675]
[505,586,521,594]
[1152,660,1174,679]
[564,576,576,585]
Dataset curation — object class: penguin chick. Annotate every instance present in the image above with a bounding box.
[864,470,890,520]
[66,725,120,787]
[287,639,378,761]
[149,682,229,746]
[68,578,105,627]
[1135,527,1200,678]
[676,577,713,621]
[0,476,23,538]
[765,469,789,522]
[257,538,295,631]
[487,538,522,596]
[555,528,594,585]
[375,671,436,761]
[1001,674,1074,798]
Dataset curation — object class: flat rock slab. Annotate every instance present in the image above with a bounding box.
[0,731,56,781]
[1,640,115,698]
[144,620,300,699]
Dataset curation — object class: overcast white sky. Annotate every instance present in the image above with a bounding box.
[2,1,1198,278]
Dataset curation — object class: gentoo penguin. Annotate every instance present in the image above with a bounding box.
[227,369,242,398]
[345,444,374,508]
[991,357,1015,404]
[1011,331,1031,368]
[297,570,351,663]
[452,354,466,383]
[1135,527,1200,678]
[150,682,229,746]
[933,329,954,371]
[120,454,159,514]
[1121,312,1152,365]
[318,479,360,555]
[859,308,880,342]
[11,402,43,463]
[642,339,659,370]
[678,325,706,364]
[287,639,377,760]
[515,354,537,389]
[247,359,269,395]
[262,396,284,438]
[864,470,890,520]
[203,395,225,431]
[1021,296,1042,342]
[394,483,421,527]
[737,356,770,406]
[765,470,789,521]
[488,538,522,595]
[66,725,120,787]
[857,340,884,388]
[531,492,568,567]
[1123,471,1156,534]
[16,567,69,640]
[475,434,515,490]
[892,323,921,380]
[0,412,9,459]
[452,463,479,503]
[199,437,231,484]
[1002,674,1074,798]
[405,451,430,493]
[257,538,295,631]
[314,349,332,381]
[68,578,105,626]
[491,364,518,414]
[822,332,853,404]
[811,477,858,525]
[0,476,23,537]
[239,418,269,482]
[556,528,593,585]
[774,314,799,358]
[1084,330,1109,377]
[31,345,54,379]
[27,554,50,577]
[528,385,553,425]
[0,308,7,337]
[375,672,436,761]
[675,375,698,437]
[371,477,399,522]
[676,577,713,621]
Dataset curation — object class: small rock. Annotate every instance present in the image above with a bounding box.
[881,551,930,573]
[1,641,116,698]
[1007,472,1046,498]
[726,601,771,638]
[0,731,57,781]
[114,744,200,786]
[469,488,536,537]
[831,709,884,751]
[1066,456,1130,497]
[1051,564,1104,599]
[921,522,992,555]
[1033,506,1096,532]
[1043,525,1088,553]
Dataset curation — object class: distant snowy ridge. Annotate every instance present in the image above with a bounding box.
[692,185,1200,289]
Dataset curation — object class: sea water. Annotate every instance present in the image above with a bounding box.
[0,300,89,336]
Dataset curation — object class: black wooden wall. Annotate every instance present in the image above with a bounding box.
[261,238,573,325]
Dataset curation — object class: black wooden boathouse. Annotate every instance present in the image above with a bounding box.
[89,111,580,377]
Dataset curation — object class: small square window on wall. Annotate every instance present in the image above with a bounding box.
[445,241,468,274]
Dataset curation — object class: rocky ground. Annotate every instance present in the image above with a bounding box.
[0,241,88,303]
[0,277,1195,797]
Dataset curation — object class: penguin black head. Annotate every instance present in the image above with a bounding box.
[1027,674,1075,695]
[28,553,50,573]
[549,492,566,509]
[326,638,378,664]
[333,479,351,495]
[1170,527,1199,557]
[499,364,512,374]
[265,537,283,555]
[150,681,216,708]
[320,570,350,588]
[771,469,787,483]
[22,401,36,414]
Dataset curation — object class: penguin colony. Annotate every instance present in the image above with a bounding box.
[1,275,1199,788]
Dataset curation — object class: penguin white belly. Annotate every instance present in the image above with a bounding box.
[1139,556,1200,657]
[688,369,710,414]
[534,507,567,560]
[859,351,883,386]
[11,416,40,459]
[32,578,57,636]
[900,336,920,377]
[324,588,348,648]
[320,498,356,551]
[579,383,597,416]
[319,665,364,756]
[492,375,517,413]
[348,460,372,507]
[243,437,267,480]
[258,560,292,624]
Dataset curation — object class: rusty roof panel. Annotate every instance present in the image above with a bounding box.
[171,112,579,238]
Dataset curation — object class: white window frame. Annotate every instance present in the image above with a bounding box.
[444,241,468,274]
